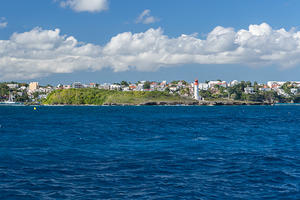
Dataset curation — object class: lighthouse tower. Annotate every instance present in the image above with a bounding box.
[194,79,200,100]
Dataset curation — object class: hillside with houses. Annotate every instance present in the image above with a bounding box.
[1,79,300,105]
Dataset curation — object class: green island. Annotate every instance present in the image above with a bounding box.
[42,88,198,105]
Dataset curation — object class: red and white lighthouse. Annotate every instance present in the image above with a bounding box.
[194,79,200,100]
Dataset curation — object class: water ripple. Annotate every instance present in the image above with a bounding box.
[0,106,299,199]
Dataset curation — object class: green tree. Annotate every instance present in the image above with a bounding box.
[33,92,39,99]
[253,81,259,92]
[181,80,188,85]
[15,92,29,102]
[0,84,9,98]
[281,82,292,96]
[143,81,151,89]
[120,81,129,86]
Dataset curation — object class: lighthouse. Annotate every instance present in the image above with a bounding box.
[194,79,200,100]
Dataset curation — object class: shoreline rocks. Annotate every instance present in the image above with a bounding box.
[102,100,273,106]
[197,101,273,106]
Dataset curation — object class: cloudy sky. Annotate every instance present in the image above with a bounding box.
[1,0,300,84]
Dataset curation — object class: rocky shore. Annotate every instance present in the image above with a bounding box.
[197,100,273,106]
[102,100,273,106]
[102,101,198,106]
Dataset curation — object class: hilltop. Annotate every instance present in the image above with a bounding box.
[42,88,197,106]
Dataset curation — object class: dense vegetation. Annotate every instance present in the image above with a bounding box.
[0,83,9,100]
[43,88,195,105]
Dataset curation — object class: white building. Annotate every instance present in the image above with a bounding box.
[150,82,159,90]
[88,83,96,88]
[99,83,110,90]
[169,87,177,92]
[7,84,19,89]
[38,94,48,99]
[137,83,144,91]
[177,81,183,86]
[259,88,271,92]
[28,82,39,93]
[129,84,137,91]
[267,81,286,89]
[275,88,289,97]
[229,80,239,87]
[110,84,121,90]
[208,81,227,88]
[19,86,27,91]
[63,85,71,89]
[291,81,300,88]
[198,83,209,91]
[122,87,130,91]
[291,88,298,95]
[244,87,255,94]
[72,82,83,89]
[160,81,167,87]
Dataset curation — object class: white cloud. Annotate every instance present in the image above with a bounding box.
[2,23,300,80]
[0,17,8,29]
[59,0,108,12]
[0,28,103,80]
[136,9,159,24]
[103,23,300,71]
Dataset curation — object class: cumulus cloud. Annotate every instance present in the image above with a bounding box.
[1,23,300,80]
[103,23,300,70]
[0,17,8,29]
[0,28,103,80]
[136,9,159,24]
[59,0,108,12]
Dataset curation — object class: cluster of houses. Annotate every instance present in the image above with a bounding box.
[3,79,300,102]
[5,82,54,101]
[196,80,300,97]
[202,80,300,100]
[264,81,300,96]
[56,81,183,93]
[50,80,300,98]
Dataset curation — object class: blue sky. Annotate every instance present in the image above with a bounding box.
[1,0,300,84]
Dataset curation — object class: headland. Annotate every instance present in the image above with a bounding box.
[41,88,272,106]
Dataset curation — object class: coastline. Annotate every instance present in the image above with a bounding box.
[40,100,274,106]
[197,100,273,106]
[41,88,283,107]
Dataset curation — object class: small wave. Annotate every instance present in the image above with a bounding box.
[194,137,209,141]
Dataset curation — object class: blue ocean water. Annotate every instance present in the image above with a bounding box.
[0,105,299,199]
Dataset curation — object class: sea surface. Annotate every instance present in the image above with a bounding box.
[0,105,299,199]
